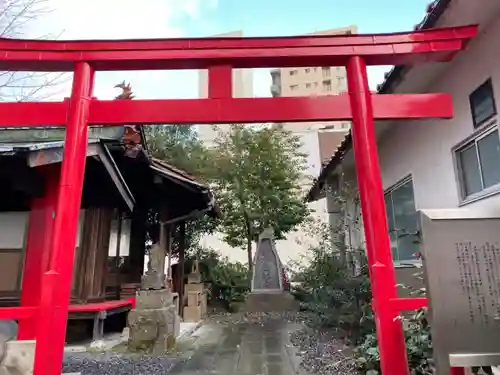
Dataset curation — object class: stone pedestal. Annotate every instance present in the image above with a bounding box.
[141,270,165,290]
[0,340,36,375]
[128,238,181,353]
[128,289,180,353]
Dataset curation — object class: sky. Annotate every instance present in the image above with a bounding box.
[24,0,432,100]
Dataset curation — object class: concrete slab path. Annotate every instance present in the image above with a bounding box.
[168,316,307,375]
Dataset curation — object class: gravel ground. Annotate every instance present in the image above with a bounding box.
[290,323,359,375]
[208,311,300,325]
[62,311,360,375]
[62,352,180,375]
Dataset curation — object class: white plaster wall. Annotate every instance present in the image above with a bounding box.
[0,210,85,249]
[297,129,321,184]
[199,232,250,264]
[275,198,327,267]
[274,128,327,267]
[0,212,29,249]
[378,18,500,212]
[200,199,327,268]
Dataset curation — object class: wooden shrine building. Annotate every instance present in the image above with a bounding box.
[0,124,217,340]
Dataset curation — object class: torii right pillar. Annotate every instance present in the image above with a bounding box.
[347,56,409,375]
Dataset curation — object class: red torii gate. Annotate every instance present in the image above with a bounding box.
[0,25,476,375]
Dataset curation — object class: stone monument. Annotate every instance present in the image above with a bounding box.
[128,241,180,353]
[183,260,207,322]
[251,227,283,293]
[245,227,298,312]
[419,209,500,374]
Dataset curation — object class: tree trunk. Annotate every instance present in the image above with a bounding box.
[247,236,253,272]
[242,209,253,272]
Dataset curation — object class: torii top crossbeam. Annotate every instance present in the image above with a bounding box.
[0,25,477,127]
[0,25,475,70]
[0,25,477,375]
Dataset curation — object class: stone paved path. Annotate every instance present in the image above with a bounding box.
[168,316,306,375]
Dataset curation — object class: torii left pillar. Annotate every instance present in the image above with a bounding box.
[17,166,60,340]
[32,62,95,375]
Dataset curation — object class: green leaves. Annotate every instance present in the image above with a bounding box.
[145,124,213,180]
[144,124,217,250]
[145,124,310,266]
[210,258,250,288]
[209,125,310,255]
[355,307,434,375]
[291,185,433,375]
[208,257,251,310]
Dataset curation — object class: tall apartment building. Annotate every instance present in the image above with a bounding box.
[270,25,357,135]
[269,26,357,266]
[197,31,254,147]
[271,26,356,188]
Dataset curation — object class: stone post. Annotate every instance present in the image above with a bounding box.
[128,215,180,353]
[183,260,207,322]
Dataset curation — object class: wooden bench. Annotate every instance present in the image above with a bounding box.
[68,298,135,341]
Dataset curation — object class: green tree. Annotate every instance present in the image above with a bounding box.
[146,124,212,179]
[145,124,217,251]
[210,124,310,269]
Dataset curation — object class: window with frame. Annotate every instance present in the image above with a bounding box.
[456,128,500,199]
[290,84,298,91]
[384,178,419,263]
[289,70,298,76]
[337,76,346,89]
[470,78,496,128]
[323,79,332,92]
[106,217,132,298]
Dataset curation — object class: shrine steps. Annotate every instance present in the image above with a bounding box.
[243,292,299,313]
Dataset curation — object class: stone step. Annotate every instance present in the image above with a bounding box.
[243,292,299,313]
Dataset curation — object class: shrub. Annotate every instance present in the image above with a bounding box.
[293,182,433,375]
[355,307,433,375]
[185,249,250,311]
[209,257,250,311]
[294,245,373,342]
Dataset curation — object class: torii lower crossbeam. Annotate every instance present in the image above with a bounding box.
[1,94,453,126]
[0,25,477,375]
